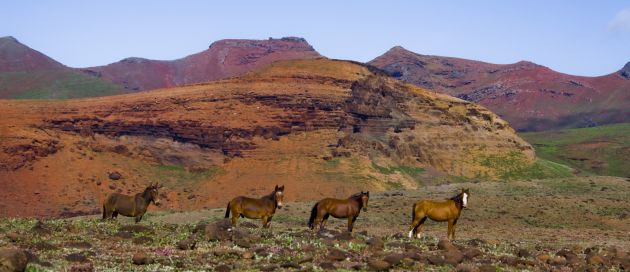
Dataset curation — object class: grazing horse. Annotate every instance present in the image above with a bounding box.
[408,188,469,240]
[225,185,285,228]
[308,191,369,233]
[103,182,162,223]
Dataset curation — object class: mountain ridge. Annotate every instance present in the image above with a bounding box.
[369,46,630,131]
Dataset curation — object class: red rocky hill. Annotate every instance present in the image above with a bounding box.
[370,46,630,131]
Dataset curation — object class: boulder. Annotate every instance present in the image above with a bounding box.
[132,252,153,265]
[0,248,28,272]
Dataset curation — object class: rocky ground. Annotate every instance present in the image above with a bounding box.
[1,176,629,271]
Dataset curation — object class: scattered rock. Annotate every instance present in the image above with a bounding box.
[69,262,94,272]
[455,263,478,272]
[230,237,248,248]
[281,261,300,269]
[536,254,551,263]
[319,262,336,270]
[5,233,23,243]
[384,253,404,265]
[132,252,153,265]
[437,239,457,251]
[327,248,349,261]
[65,253,88,263]
[214,264,231,272]
[205,219,232,241]
[335,231,354,241]
[115,231,133,239]
[132,236,153,245]
[31,242,58,251]
[477,264,497,272]
[65,241,92,249]
[367,259,391,271]
[367,237,385,250]
[427,254,445,265]
[463,247,483,260]
[547,256,566,266]
[176,238,196,250]
[241,251,254,259]
[586,253,606,266]
[299,255,314,264]
[108,171,122,180]
[517,248,530,258]
[443,249,464,265]
[0,247,28,272]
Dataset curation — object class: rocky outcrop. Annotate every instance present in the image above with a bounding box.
[619,62,630,79]
[42,59,533,178]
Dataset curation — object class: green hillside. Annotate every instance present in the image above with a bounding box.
[0,70,125,99]
[520,123,630,177]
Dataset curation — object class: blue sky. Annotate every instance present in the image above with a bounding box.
[2,1,630,76]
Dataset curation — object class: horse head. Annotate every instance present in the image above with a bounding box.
[145,182,163,206]
[274,185,285,209]
[361,191,369,212]
[461,188,470,208]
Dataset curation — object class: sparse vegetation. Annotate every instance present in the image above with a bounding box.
[521,123,630,177]
[2,177,629,271]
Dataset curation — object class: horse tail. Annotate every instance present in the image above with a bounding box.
[308,202,318,229]
[411,202,417,223]
[224,202,231,218]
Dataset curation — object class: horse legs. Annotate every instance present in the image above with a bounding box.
[112,211,118,219]
[408,212,426,238]
[230,212,239,227]
[447,219,455,240]
[262,216,273,228]
[450,219,458,240]
[319,214,330,232]
[347,216,358,232]
[135,215,143,223]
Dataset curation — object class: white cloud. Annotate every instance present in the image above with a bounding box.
[609,8,630,32]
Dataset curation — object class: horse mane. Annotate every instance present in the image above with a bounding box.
[349,192,363,199]
[139,186,154,201]
[450,192,464,208]
[263,189,277,200]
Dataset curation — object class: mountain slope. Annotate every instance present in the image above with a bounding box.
[521,123,630,177]
[0,36,126,99]
[81,37,322,91]
[369,46,630,131]
[0,59,534,217]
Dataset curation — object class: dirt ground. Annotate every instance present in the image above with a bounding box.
[2,176,629,271]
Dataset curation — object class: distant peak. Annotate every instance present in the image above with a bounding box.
[208,37,311,49]
[0,36,20,44]
[388,45,410,53]
[620,61,630,79]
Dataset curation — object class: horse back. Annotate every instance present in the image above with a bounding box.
[317,198,358,218]
[415,199,460,221]
[231,196,274,218]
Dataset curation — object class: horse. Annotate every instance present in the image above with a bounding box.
[102,182,162,223]
[408,188,469,240]
[225,185,285,228]
[308,191,369,233]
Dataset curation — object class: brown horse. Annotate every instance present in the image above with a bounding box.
[225,185,285,228]
[308,191,369,232]
[102,182,162,223]
[408,188,469,240]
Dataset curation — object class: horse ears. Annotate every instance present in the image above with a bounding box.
[366,191,370,196]
[274,185,279,190]
[280,185,285,190]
